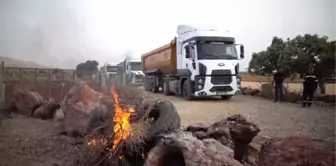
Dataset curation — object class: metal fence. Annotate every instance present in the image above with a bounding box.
[0,62,102,105]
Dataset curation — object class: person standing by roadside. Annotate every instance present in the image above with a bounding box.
[302,68,318,107]
[272,69,284,102]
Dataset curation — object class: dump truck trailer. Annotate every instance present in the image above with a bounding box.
[141,25,244,100]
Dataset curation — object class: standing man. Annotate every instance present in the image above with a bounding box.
[272,69,284,102]
[302,68,318,107]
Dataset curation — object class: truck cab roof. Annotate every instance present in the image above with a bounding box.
[177,25,234,42]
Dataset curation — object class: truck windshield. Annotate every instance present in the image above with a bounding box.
[106,66,117,72]
[130,62,141,70]
[197,41,238,60]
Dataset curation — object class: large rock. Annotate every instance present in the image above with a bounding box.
[13,89,43,116]
[62,82,109,137]
[258,137,335,166]
[32,99,60,120]
[144,131,243,166]
[185,114,260,163]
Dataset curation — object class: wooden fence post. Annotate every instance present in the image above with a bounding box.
[61,70,65,100]
[1,61,4,105]
[48,69,51,100]
[19,68,23,89]
[33,69,37,90]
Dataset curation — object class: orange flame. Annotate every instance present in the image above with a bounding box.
[110,84,135,150]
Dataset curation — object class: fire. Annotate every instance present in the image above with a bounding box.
[86,84,135,153]
[110,84,135,150]
[88,139,96,146]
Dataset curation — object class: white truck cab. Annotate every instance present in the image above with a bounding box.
[101,62,118,79]
[176,25,244,99]
[118,57,145,85]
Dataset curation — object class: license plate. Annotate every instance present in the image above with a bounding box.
[216,92,228,95]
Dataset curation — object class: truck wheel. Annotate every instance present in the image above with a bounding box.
[145,79,150,91]
[163,79,172,96]
[150,78,159,93]
[182,81,193,101]
[151,85,159,93]
[148,100,181,138]
[221,95,232,100]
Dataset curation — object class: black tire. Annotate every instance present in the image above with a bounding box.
[221,95,233,100]
[151,85,159,93]
[144,78,150,91]
[150,78,159,93]
[182,81,193,101]
[163,79,172,96]
[148,100,181,138]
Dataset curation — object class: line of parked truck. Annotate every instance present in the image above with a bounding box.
[100,24,244,100]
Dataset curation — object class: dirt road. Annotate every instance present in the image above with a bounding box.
[151,93,335,142]
[0,93,334,166]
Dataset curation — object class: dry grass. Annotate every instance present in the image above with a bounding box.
[242,81,336,95]
[77,84,160,166]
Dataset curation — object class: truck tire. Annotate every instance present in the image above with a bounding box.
[144,78,150,91]
[182,80,193,101]
[163,79,172,96]
[148,100,181,138]
[151,85,159,93]
[150,78,159,93]
[221,95,232,100]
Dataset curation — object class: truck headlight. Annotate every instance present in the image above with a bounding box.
[198,85,203,90]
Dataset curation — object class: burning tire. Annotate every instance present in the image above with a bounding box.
[148,100,181,138]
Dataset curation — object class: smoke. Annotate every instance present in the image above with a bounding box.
[0,0,109,69]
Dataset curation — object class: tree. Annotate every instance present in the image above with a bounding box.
[248,37,287,76]
[76,60,99,77]
[76,60,99,72]
[248,34,335,94]
[281,35,335,93]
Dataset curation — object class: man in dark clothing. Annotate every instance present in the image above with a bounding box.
[302,69,318,107]
[272,70,284,102]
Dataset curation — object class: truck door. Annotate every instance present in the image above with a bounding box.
[183,43,198,80]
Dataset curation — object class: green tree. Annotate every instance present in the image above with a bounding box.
[248,34,335,94]
[76,60,99,72]
[281,35,335,93]
[248,37,287,76]
[76,60,99,78]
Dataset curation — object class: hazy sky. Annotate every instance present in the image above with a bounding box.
[0,0,335,69]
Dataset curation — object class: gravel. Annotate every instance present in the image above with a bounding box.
[151,93,335,142]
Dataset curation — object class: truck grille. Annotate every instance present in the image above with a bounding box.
[209,86,233,92]
[211,70,232,85]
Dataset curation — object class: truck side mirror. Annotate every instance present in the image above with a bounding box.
[240,45,245,59]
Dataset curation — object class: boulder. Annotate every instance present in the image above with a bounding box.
[32,99,60,120]
[62,82,109,137]
[185,114,260,163]
[144,131,243,166]
[13,89,43,116]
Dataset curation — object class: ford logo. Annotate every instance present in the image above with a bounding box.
[218,63,225,66]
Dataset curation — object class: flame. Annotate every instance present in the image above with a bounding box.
[88,139,96,146]
[110,84,135,150]
[86,84,135,154]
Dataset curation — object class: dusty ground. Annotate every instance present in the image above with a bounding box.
[0,115,81,166]
[152,94,335,142]
[0,94,334,166]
